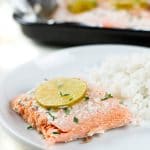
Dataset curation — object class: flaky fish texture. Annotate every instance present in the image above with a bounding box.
[11,85,132,144]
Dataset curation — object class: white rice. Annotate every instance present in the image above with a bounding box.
[90,53,150,122]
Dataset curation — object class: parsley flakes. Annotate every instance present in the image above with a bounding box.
[101,93,113,101]
[69,97,73,101]
[52,131,60,135]
[59,91,70,97]
[84,96,89,101]
[73,116,79,124]
[27,125,33,130]
[46,111,56,121]
[63,107,71,115]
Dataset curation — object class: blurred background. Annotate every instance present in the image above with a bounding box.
[0,0,62,149]
[0,0,60,77]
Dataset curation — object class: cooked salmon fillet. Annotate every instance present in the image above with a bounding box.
[11,85,132,144]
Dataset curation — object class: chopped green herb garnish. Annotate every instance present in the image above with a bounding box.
[101,93,113,101]
[47,108,51,111]
[63,93,70,96]
[46,111,56,121]
[84,96,89,101]
[52,131,60,134]
[59,91,63,96]
[59,91,70,97]
[27,125,33,130]
[63,107,71,115]
[69,97,73,101]
[73,116,79,124]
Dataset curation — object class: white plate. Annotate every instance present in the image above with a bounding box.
[0,44,150,150]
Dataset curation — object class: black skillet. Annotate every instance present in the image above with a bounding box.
[13,3,150,46]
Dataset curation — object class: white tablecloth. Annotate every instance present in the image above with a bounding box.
[0,1,64,149]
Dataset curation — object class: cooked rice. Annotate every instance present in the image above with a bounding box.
[90,53,150,122]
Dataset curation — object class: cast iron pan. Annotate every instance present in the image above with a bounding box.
[13,12,150,46]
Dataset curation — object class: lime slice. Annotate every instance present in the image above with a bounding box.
[35,78,87,108]
[67,0,97,14]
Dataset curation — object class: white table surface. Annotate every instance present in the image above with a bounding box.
[0,1,66,149]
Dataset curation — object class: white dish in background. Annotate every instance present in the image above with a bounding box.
[0,44,150,150]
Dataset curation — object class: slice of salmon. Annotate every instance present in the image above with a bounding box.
[11,85,132,144]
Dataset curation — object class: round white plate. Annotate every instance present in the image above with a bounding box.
[0,44,150,150]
